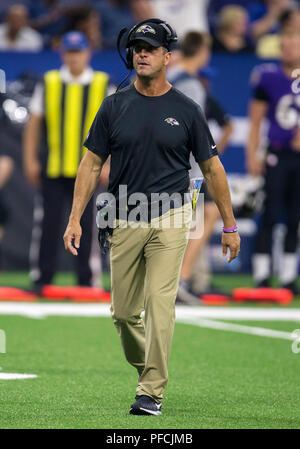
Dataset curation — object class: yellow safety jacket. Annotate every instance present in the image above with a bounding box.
[44,69,109,178]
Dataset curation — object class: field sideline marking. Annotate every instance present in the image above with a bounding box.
[179,318,295,341]
[0,303,299,341]
[0,302,300,321]
[0,373,37,380]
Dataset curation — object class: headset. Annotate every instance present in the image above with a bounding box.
[117,18,178,71]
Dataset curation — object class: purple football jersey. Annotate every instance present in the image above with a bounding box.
[251,63,300,150]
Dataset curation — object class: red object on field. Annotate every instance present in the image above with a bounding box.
[71,287,111,302]
[0,287,38,301]
[201,294,230,306]
[42,285,110,302]
[41,285,74,300]
[232,287,293,305]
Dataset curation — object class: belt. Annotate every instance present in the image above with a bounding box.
[115,192,190,222]
[97,193,190,253]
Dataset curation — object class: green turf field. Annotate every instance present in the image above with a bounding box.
[0,313,300,429]
[0,272,300,429]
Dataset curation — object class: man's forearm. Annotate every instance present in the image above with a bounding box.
[69,152,104,223]
[200,159,236,228]
[0,156,14,189]
[251,10,278,39]
[23,115,41,163]
[216,122,233,155]
[247,122,260,160]
[246,100,267,163]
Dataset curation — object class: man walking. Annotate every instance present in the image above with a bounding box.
[24,31,110,291]
[64,20,240,415]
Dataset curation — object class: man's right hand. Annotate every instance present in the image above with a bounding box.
[63,220,82,256]
[24,158,41,188]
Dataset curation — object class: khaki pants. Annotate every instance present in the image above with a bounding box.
[108,203,192,403]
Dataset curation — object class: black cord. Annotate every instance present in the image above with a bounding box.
[116,70,133,92]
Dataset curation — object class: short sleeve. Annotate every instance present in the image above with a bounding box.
[189,105,218,163]
[29,83,44,116]
[83,97,111,161]
[250,66,269,102]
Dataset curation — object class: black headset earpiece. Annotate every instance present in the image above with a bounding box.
[117,18,178,71]
[117,27,131,69]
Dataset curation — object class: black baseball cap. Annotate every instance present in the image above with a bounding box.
[127,22,170,49]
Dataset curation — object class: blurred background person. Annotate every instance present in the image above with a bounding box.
[94,0,152,48]
[0,0,28,19]
[0,3,43,51]
[28,0,67,43]
[0,151,14,266]
[29,2,103,50]
[250,0,291,40]
[280,5,300,31]
[212,5,255,53]
[208,0,295,57]
[55,5,102,49]
[168,32,210,106]
[168,31,233,301]
[23,31,111,293]
[207,0,255,30]
[149,0,209,38]
[246,30,300,294]
[148,0,210,66]
[28,0,87,48]
[256,6,300,57]
[191,66,234,295]
[199,68,233,157]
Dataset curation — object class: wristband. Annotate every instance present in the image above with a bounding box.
[223,225,238,233]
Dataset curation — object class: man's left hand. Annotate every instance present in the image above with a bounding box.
[222,232,241,263]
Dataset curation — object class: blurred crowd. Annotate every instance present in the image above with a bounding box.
[0,0,300,57]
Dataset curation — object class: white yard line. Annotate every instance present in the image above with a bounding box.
[0,302,299,342]
[1,303,298,382]
[179,318,296,341]
[0,302,300,321]
[175,306,300,322]
[0,373,37,380]
[0,302,111,319]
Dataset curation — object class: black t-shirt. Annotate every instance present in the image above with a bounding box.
[84,84,217,201]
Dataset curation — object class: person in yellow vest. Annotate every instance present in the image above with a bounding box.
[23,31,111,292]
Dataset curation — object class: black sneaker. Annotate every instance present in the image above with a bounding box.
[281,281,300,295]
[129,395,162,416]
[25,282,45,296]
[255,278,271,288]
